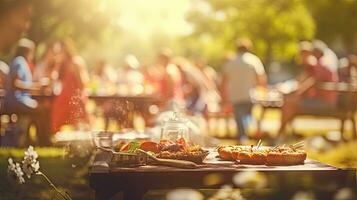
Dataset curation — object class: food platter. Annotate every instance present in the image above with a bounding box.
[217,141,307,166]
[97,137,309,169]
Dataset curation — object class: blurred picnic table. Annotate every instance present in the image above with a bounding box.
[250,87,284,135]
[251,82,357,138]
[0,89,163,132]
[317,82,357,93]
[0,88,55,115]
[88,94,161,105]
[88,94,163,129]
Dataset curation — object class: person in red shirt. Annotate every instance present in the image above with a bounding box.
[51,40,88,133]
[156,49,184,105]
[278,41,338,137]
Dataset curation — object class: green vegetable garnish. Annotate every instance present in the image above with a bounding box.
[127,141,140,153]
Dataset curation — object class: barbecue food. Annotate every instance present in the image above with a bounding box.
[217,145,237,161]
[157,144,208,164]
[139,141,160,153]
[232,146,268,165]
[217,141,306,166]
[266,146,307,166]
[119,139,208,164]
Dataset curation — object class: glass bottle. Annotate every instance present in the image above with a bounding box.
[160,112,189,143]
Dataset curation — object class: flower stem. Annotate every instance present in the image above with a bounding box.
[37,171,72,200]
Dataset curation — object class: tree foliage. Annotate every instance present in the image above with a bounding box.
[21,0,357,69]
[182,0,315,67]
[27,0,112,47]
[305,0,357,53]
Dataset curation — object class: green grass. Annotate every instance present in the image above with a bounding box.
[0,147,93,200]
[308,141,357,169]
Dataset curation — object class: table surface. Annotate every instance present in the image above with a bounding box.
[90,150,341,174]
[89,149,356,199]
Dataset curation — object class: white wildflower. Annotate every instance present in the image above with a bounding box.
[24,146,38,160]
[22,146,40,178]
[8,158,16,172]
[15,163,25,184]
[8,158,25,184]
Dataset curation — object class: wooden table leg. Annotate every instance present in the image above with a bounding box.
[351,116,357,140]
[123,188,147,200]
[94,189,118,200]
[257,107,266,136]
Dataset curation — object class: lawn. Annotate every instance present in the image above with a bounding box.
[0,147,94,200]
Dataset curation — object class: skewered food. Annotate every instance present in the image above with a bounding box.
[266,142,307,165]
[232,140,268,164]
[217,145,237,161]
[217,141,307,166]
[232,146,267,165]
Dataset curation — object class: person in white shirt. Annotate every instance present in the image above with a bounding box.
[221,38,267,141]
[312,40,339,73]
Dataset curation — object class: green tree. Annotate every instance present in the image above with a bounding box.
[27,0,112,48]
[183,0,315,68]
[305,0,357,53]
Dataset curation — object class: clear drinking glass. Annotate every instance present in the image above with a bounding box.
[92,131,113,148]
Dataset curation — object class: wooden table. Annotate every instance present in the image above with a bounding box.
[317,82,357,138]
[88,95,161,104]
[250,90,284,134]
[317,82,357,93]
[89,150,356,200]
[88,95,162,129]
[0,89,55,101]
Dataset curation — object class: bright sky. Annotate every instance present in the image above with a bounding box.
[101,0,193,39]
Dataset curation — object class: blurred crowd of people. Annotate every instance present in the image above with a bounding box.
[0,29,224,145]
[0,0,356,146]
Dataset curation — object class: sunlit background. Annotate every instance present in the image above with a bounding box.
[21,0,357,72]
[1,0,357,199]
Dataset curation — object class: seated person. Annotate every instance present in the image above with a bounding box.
[339,54,357,84]
[278,41,338,137]
[337,55,357,110]
[3,38,51,145]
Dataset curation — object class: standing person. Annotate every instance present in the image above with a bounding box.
[33,42,63,82]
[117,54,144,96]
[51,40,89,133]
[221,38,267,141]
[156,49,184,107]
[3,39,51,145]
[195,58,221,113]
